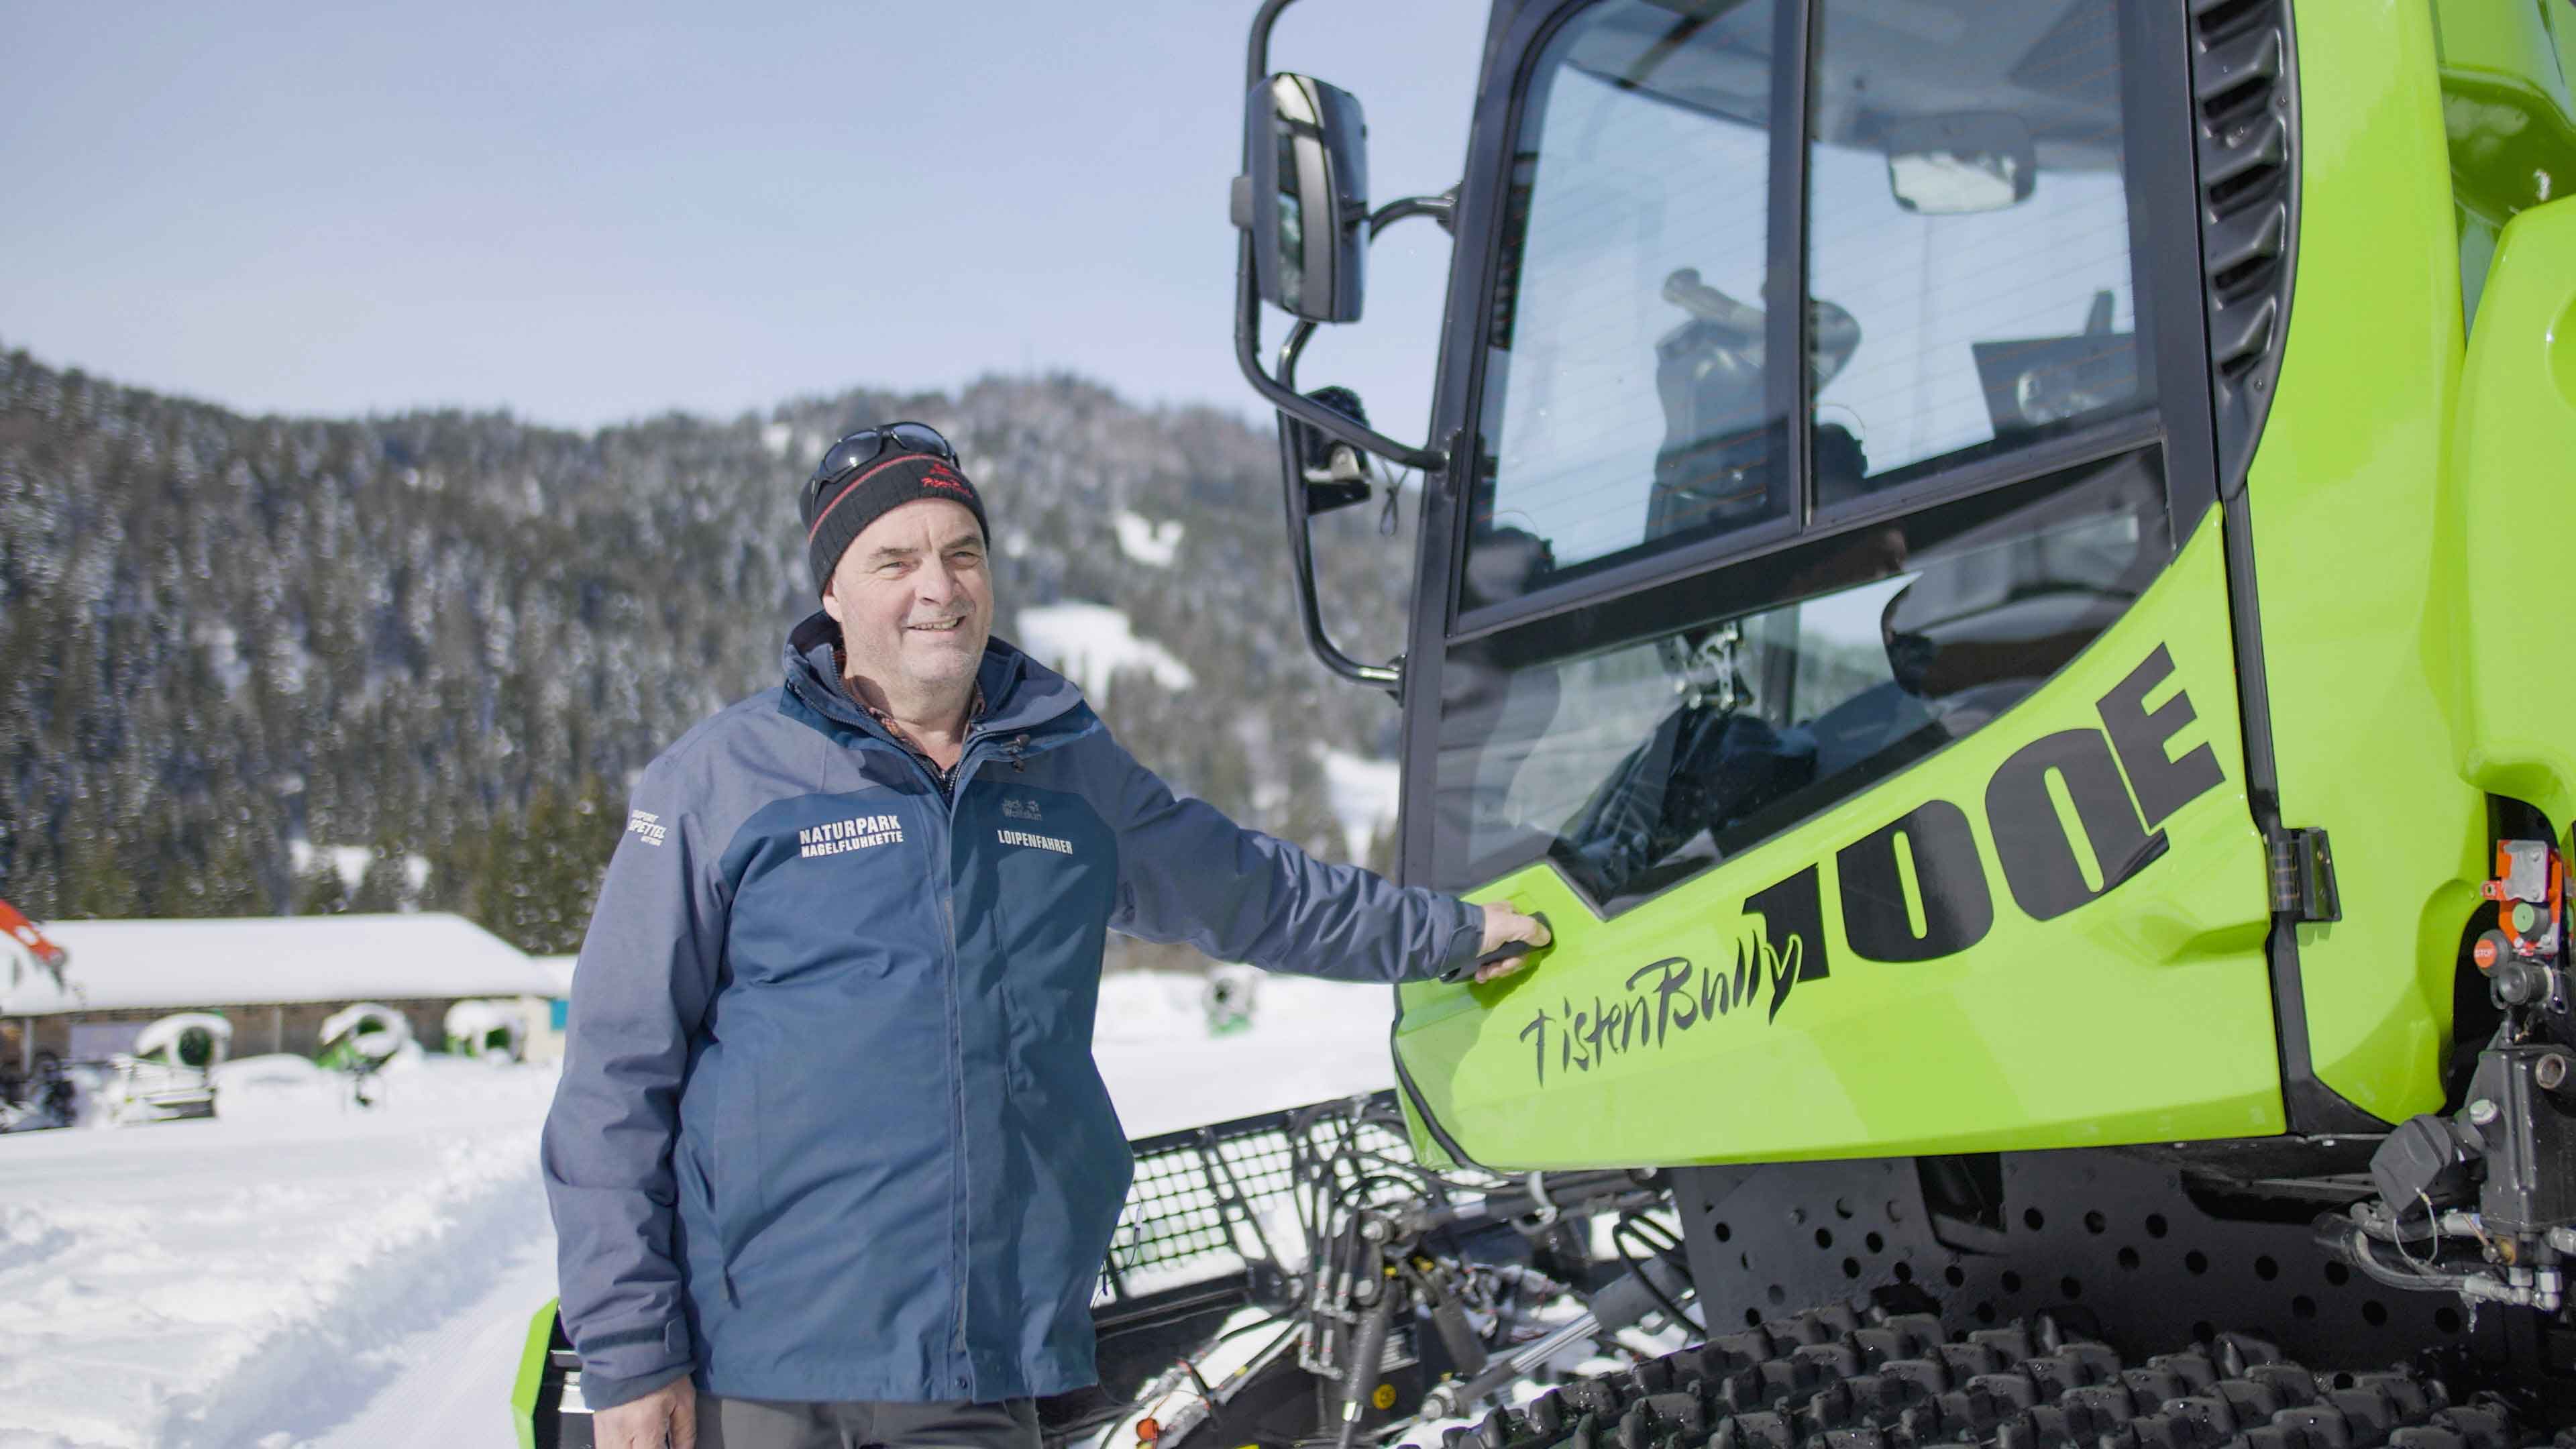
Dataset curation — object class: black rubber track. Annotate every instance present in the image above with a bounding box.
[1419,1304,2555,1449]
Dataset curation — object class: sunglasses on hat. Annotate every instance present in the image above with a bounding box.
[804,423,959,507]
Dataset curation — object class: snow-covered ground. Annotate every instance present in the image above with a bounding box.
[0,973,1404,1448]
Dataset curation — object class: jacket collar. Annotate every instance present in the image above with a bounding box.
[783,610,1091,745]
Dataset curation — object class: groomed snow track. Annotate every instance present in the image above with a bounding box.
[151,1136,546,1447]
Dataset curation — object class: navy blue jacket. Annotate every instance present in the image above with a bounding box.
[541,614,1485,1409]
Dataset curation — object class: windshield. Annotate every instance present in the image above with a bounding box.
[1463,0,2148,611]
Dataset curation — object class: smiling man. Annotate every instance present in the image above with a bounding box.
[543,423,1550,1449]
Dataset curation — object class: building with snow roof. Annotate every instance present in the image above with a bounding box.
[0,912,566,1069]
[528,955,578,1063]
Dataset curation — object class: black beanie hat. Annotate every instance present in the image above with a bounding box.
[801,452,991,595]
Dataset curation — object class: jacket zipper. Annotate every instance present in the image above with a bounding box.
[847,718,1034,1395]
[930,729,1033,1393]
[937,730,995,1394]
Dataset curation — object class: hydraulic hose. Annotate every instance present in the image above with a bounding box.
[1411,1171,1648,1232]
[1417,1255,1693,1420]
[2333,1227,2483,1295]
[1334,1287,1395,1449]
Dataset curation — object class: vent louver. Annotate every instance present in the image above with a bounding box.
[2190,0,2298,494]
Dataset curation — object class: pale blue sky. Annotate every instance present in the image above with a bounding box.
[0,1,1490,439]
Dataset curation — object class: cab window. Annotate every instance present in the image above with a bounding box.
[1463,0,2151,612]
[1469,0,1786,596]
[1432,449,2171,906]
[1807,0,2146,504]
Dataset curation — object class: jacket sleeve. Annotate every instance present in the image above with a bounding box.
[1102,739,1485,983]
[539,764,727,1410]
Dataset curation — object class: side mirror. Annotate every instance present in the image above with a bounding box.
[1234,73,1369,323]
[1883,113,2037,215]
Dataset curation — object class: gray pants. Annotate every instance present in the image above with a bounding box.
[696,1394,1040,1449]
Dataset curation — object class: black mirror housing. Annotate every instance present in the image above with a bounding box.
[1238,73,1369,323]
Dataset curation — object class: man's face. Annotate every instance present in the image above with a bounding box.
[821,498,994,704]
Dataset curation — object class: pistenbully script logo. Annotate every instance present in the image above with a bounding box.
[626,810,667,847]
[1501,643,2228,1090]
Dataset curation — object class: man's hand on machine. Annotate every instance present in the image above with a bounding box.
[1472,904,1554,983]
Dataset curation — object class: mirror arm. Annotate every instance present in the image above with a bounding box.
[1234,239,1448,473]
[1230,191,1458,473]
[1246,0,1297,91]
[1277,316,1402,693]
[1367,189,1457,238]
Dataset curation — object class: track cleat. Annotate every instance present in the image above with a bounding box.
[2143,1351,2222,1393]
[2423,1405,2513,1449]
[1763,1316,1833,1348]
[1802,1303,1865,1338]
[1874,1358,1949,1397]
[2120,1364,2195,1403]
[1935,1342,2006,1379]
[2214,1334,2286,1375]
[2021,1346,2112,1397]
[1705,1411,1794,1449]
[1642,1392,1707,1441]
[1791,1342,1864,1379]
[1695,1332,1774,1376]
[2163,1392,2243,1439]
[2383,1432,2467,1449]
[2105,1408,2221,1449]
[1626,1358,1675,1398]
[1966,1324,2038,1362]
[1561,1379,1625,1421]
[2347,1373,2437,1421]
[2265,1402,2359,1448]
[2244,1364,2320,1405]
[1750,1356,1819,1407]
[2320,1385,2404,1443]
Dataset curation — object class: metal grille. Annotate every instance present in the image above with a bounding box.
[2189,0,2298,488]
[1093,1089,1410,1308]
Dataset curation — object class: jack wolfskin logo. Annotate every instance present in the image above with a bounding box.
[997,828,1073,855]
[800,813,904,858]
[626,810,667,847]
[1001,796,1043,821]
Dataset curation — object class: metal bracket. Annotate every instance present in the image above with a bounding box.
[2269,826,2341,922]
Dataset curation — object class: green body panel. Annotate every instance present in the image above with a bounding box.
[513,1298,557,1449]
[2432,0,2576,323]
[2249,0,2576,1123]
[2435,3,2576,838]
[2451,193,2576,836]
[1395,525,2282,1171]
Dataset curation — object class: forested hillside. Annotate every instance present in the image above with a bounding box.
[0,346,1421,956]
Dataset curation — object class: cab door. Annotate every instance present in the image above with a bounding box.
[1390,0,2283,1169]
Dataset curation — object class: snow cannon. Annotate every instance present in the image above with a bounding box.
[105,1012,230,1124]
[445,999,528,1062]
[318,1002,411,1067]
[318,1002,412,1107]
